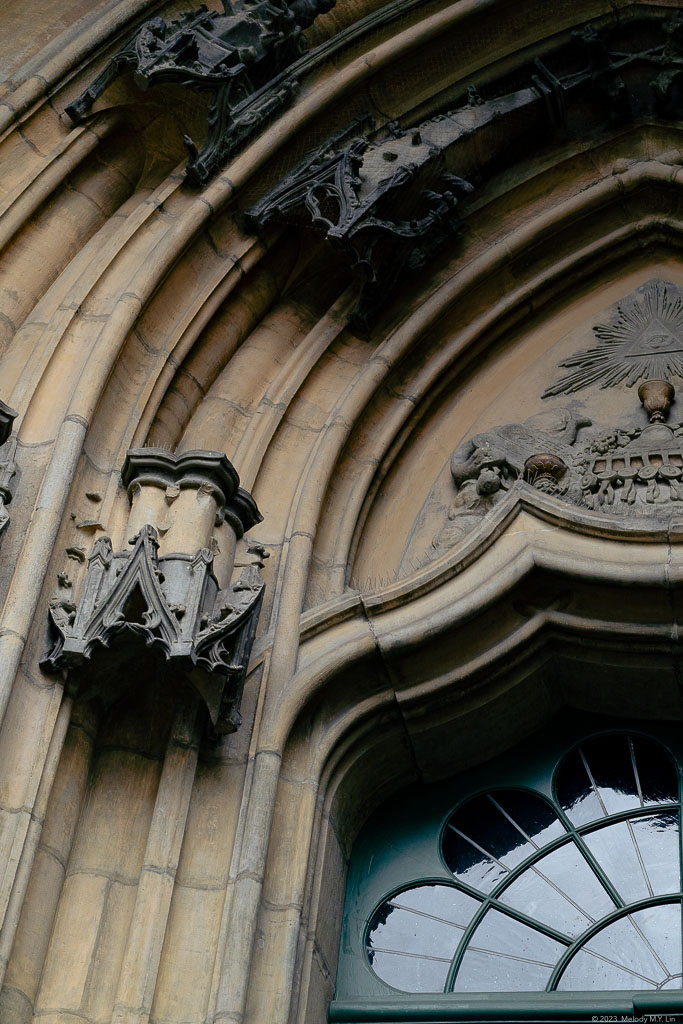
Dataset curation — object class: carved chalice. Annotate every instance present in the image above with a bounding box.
[638,379,675,423]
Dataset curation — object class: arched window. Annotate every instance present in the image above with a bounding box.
[332,720,683,1022]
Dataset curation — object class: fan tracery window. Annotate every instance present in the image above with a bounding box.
[365,733,682,994]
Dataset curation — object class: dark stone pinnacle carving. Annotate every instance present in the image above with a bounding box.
[0,399,18,543]
[121,447,261,535]
[64,0,335,185]
[244,121,472,333]
[42,449,266,735]
[564,15,683,121]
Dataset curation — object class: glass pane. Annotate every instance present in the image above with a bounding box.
[556,904,683,991]
[448,794,534,871]
[442,826,507,892]
[633,736,678,805]
[629,813,680,895]
[454,909,565,992]
[467,907,566,960]
[370,950,451,992]
[584,915,668,984]
[500,868,592,937]
[556,748,605,826]
[584,821,651,902]
[557,734,678,826]
[630,904,682,977]
[490,790,565,847]
[557,948,657,991]
[534,840,615,919]
[455,948,554,992]
[392,884,480,928]
[367,904,462,962]
[583,734,640,816]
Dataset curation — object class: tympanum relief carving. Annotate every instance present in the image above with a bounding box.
[427,280,683,563]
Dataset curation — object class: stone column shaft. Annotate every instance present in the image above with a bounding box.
[111,694,201,1024]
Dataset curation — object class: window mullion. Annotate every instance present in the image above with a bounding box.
[555,805,626,910]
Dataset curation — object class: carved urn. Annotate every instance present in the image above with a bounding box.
[523,453,568,493]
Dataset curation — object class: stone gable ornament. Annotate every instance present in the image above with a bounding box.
[64,0,335,184]
[543,279,683,397]
[42,448,266,735]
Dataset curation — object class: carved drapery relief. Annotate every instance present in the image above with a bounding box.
[42,448,266,735]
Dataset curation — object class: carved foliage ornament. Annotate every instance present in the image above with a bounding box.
[42,526,267,735]
[64,0,335,185]
[543,280,683,398]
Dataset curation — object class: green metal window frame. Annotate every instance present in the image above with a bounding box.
[330,712,683,1023]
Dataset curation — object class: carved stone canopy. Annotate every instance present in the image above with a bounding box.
[245,120,472,333]
[0,399,16,448]
[64,0,335,184]
[43,447,266,735]
[122,447,261,537]
[42,525,267,735]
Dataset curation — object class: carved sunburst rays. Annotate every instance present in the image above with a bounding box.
[542,280,683,398]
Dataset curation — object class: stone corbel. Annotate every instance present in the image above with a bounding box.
[42,448,266,735]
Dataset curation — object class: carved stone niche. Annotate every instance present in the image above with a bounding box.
[42,449,266,735]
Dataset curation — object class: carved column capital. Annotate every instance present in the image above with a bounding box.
[122,447,262,551]
[122,447,239,505]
